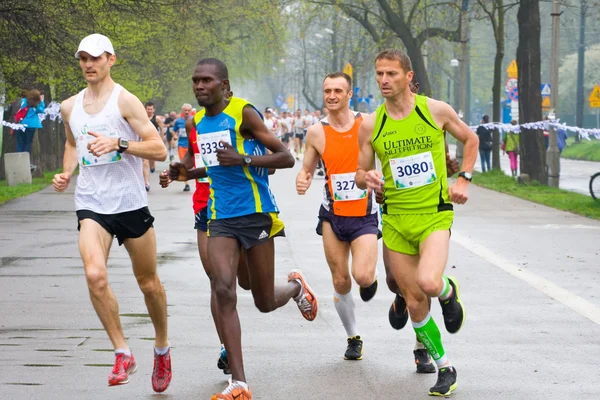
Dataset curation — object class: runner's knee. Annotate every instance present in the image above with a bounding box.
[136,274,162,297]
[332,274,351,294]
[253,295,276,313]
[213,280,237,307]
[416,273,442,297]
[85,265,108,295]
[237,277,251,291]
[353,269,374,288]
[386,272,399,293]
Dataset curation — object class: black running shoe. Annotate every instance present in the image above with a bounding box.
[414,349,436,374]
[316,168,325,177]
[359,278,378,302]
[217,347,231,375]
[428,366,457,396]
[183,184,191,192]
[344,336,363,360]
[388,294,409,330]
[439,276,465,334]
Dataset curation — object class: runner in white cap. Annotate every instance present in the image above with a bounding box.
[53,33,172,392]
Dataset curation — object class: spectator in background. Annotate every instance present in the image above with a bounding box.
[503,120,520,177]
[476,115,493,172]
[557,126,568,154]
[543,116,550,150]
[16,89,46,166]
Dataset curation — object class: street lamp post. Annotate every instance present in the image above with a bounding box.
[450,59,464,162]
[547,0,561,188]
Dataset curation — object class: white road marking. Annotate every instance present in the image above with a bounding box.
[530,224,600,230]
[451,230,600,325]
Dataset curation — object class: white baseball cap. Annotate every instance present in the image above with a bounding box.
[75,34,115,59]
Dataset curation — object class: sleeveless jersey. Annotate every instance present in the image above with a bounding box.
[372,94,452,214]
[150,114,159,132]
[321,112,377,217]
[69,84,147,214]
[188,125,210,214]
[194,97,279,220]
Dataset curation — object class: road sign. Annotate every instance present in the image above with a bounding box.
[505,78,518,93]
[506,59,518,78]
[542,96,551,110]
[541,84,551,96]
[343,63,353,78]
[510,100,519,121]
[588,85,600,108]
[508,87,519,101]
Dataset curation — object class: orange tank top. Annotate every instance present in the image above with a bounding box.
[321,112,376,217]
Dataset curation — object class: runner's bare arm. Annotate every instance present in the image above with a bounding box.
[428,98,478,174]
[181,119,208,180]
[59,96,79,176]
[218,105,294,169]
[117,90,167,161]
[53,96,79,192]
[296,124,322,195]
[355,112,381,191]
[428,98,478,204]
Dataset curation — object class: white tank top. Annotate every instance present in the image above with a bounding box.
[69,84,147,214]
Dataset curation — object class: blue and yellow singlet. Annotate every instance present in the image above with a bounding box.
[194,97,278,220]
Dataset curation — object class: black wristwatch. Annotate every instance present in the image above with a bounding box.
[242,154,252,166]
[458,171,472,182]
[117,137,129,153]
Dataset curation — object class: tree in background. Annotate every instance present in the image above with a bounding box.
[0,0,285,177]
[309,0,464,96]
[516,0,545,183]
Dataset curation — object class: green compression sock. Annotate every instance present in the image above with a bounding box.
[412,313,449,367]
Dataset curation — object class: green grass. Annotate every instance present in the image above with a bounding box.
[561,137,600,161]
[474,169,600,220]
[0,169,61,205]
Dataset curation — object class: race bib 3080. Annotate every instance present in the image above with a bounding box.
[389,151,437,190]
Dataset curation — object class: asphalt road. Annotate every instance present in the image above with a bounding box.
[1,160,599,399]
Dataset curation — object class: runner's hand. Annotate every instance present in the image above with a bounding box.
[166,162,188,182]
[446,153,459,176]
[159,171,171,188]
[375,189,383,204]
[87,131,118,157]
[449,179,469,204]
[216,142,243,166]
[53,172,71,192]
[296,171,312,195]
[365,169,383,192]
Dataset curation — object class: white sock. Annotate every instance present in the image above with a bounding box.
[438,276,453,300]
[115,348,131,356]
[334,291,358,338]
[154,346,169,355]
[232,380,248,390]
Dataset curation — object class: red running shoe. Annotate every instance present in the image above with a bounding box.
[152,348,172,393]
[108,353,137,386]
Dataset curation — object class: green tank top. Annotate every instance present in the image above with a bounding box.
[372,94,452,214]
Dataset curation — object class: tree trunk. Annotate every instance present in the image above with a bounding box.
[404,39,431,96]
[516,0,546,184]
[491,0,505,170]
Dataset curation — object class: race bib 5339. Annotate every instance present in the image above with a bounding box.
[198,130,232,167]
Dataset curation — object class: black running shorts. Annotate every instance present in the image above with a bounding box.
[316,205,380,243]
[207,213,285,249]
[76,207,154,246]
